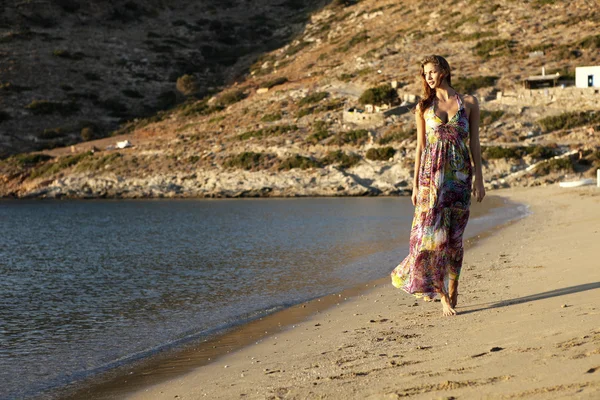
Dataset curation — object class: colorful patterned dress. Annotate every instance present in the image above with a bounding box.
[391,94,472,299]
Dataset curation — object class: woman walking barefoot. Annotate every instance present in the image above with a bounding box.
[391,55,485,316]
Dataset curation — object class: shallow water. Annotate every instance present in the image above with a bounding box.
[0,196,524,399]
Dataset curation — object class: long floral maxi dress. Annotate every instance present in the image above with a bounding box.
[391,94,472,299]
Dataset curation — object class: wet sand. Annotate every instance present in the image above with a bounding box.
[121,185,600,399]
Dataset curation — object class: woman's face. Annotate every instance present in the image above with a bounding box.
[423,63,444,89]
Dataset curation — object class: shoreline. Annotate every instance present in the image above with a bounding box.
[120,185,600,399]
[49,194,522,400]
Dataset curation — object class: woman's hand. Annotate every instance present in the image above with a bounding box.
[411,185,418,206]
[473,178,486,202]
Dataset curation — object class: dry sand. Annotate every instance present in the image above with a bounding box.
[128,185,600,400]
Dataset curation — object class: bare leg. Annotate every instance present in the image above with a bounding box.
[440,291,456,316]
[449,279,459,308]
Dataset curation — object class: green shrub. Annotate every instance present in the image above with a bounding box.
[359,84,397,105]
[25,100,79,116]
[533,157,573,175]
[224,152,272,170]
[29,152,92,179]
[453,76,498,94]
[176,74,199,96]
[336,129,369,145]
[238,124,298,140]
[261,113,282,122]
[297,107,315,118]
[81,127,95,141]
[537,111,600,132]
[480,110,504,125]
[321,150,361,169]
[12,153,53,166]
[473,39,516,58]
[74,153,122,172]
[286,41,310,56]
[577,34,600,49]
[483,145,557,160]
[218,89,246,106]
[299,92,329,106]
[378,128,414,144]
[278,155,321,170]
[260,77,288,89]
[366,146,396,161]
[178,99,224,117]
[483,146,523,160]
[338,73,354,82]
[338,30,369,52]
[453,31,496,42]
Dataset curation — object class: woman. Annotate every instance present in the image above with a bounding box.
[390,55,485,316]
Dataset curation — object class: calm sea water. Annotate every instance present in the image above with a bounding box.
[0,197,524,399]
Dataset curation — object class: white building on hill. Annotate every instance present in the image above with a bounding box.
[575,66,600,88]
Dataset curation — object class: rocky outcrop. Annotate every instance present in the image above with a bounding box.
[15,161,413,199]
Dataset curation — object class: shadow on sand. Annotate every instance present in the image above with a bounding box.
[460,282,600,315]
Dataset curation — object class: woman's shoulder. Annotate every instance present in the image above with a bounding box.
[459,93,479,108]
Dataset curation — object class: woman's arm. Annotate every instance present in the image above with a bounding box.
[412,106,426,206]
[466,95,485,202]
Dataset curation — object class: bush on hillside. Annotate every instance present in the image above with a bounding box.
[176,74,200,96]
[359,85,397,105]
[260,77,288,89]
[278,155,321,170]
[537,111,600,132]
[453,76,498,94]
[223,152,273,170]
[366,146,396,161]
[321,150,361,169]
[299,92,328,106]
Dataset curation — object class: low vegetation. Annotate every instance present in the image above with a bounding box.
[453,76,498,94]
[223,152,274,171]
[359,84,397,106]
[366,146,396,161]
[238,124,298,140]
[298,92,329,106]
[29,152,92,179]
[537,111,600,132]
[321,150,361,169]
[483,145,557,160]
[533,157,573,175]
[378,128,415,144]
[261,113,282,122]
[25,100,79,116]
[335,129,370,146]
[480,110,505,125]
[260,77,288,89]
[278,155,320,170]
[472,39,516,58]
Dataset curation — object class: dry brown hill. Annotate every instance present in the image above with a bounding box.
[0,0,327,156]
[1,0,599,198]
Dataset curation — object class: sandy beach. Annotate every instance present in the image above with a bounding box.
[123,185,600,400]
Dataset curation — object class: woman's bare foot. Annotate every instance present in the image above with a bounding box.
[449,279,459,308]
[441,293,457,316]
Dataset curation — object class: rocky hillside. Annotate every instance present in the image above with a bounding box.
[0,0,327,156]
[1,0,599,198]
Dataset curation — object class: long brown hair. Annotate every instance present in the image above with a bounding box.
[417,55,452,114]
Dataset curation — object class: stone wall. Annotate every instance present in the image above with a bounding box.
[495,86,599,109]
